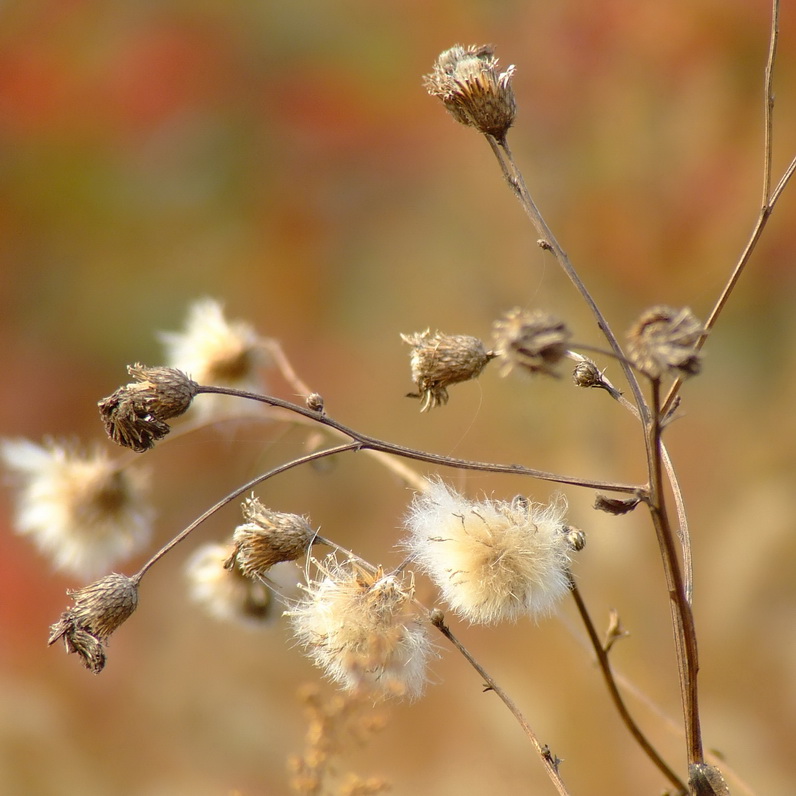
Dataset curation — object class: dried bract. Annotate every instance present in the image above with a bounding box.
[288,557,432,700]
[425,44,516,141]
[493,308,571,377]
[226,496,315,578]
[98,365,198,452]
[0,438,152,577]
[627,306,704,380]
[186,542,279,627]
[401,329,492,411]
[594,494,641,515]
[404,479,576,624]
[48,573,139,674]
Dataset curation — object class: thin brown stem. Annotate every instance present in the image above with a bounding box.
[195,385,641,495]
[645,380,703,768]
[431,612,571,796]
[762,0,779,206]
[132,442,359,583]
[568,579,687,794]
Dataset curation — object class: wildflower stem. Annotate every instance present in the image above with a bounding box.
[484,135,649,425]
[645,379,703,769]
[568,578,687,794]
[132,442,359,582]
[662,0,794,417]
[430,612,571,796]
[196,385,640,495]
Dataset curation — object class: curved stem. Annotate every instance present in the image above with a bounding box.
[132,442,359,583]
[195,385,641,495]
[568,579,687,794]
[431,612,571,796]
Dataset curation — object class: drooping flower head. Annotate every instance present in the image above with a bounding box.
[627,305,704,380]
[404,479,580,624]
[1,438,152,578]
[288,556,432,700]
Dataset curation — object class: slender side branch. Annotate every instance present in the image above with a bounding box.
[568,579,687,794]
[133,442,360,582]
[430,612,571,796]
[196,385,642,495]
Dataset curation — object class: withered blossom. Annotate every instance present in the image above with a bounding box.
[626,306,704,380]
[493,308,571,377]
[98,364,198,452]
[424,44,516,141]
[401,329,493,411]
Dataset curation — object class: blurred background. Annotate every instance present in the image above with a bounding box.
[1,0,795,793]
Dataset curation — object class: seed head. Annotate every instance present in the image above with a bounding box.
[401,329,492,411]
[1,438,152,577]
[288,556,432,700]
[226,496,316,578]
[626,306,704,380]
[404,479,576,624]
[160,298,269,418]
[493,308,572,377]
[48,573,139,674]
[98,364,198,452]
[425,45,516,141]
[186,542,280,627]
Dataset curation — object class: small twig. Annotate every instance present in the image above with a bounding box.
[132,442,359,582]
[195,385,642,495]
[568,578,687,794]
[430,611,571,796]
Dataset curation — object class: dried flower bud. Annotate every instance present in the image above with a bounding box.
[425,45,516,141]
[288,556,432,700]
[594,494,641,515]
[627,306,704,380]
[564,525,586,552]
[98,364,198,452]
[48,573,139,673]
[404,479,576,624]
[572,360,623,399]
[226,496,315,578]
[401,329,492,412]
[306,392,325,413]
[493,308,571,377]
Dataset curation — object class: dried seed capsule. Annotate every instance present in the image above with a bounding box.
[627,306,704,380]
[493,308,571,377]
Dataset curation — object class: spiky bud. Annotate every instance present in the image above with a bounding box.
[98,364,198,452]
[401,329,492,411]
[48,573,139,673]
[626,306,704,380]
[424,45,516,141]
[226,496,315,578]
[493,308,571,377]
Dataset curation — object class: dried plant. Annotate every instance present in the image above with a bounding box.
[2,3,795,795]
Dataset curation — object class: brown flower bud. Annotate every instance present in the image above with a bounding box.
[492,308,571,377]
[564,525,586,552]
[627,306,704,380]
[424,44,516,141]
[401,330,493,412]
[225,496,315,578]
[306,392,325,413]
[98,364,198,452]
[48,573,139,673]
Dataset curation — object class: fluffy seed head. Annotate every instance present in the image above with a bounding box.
[493,308,571,378]
[186,542,280,627]
[401,329,492,411]
[288,556,432,700]
[159,298,270,418]
[627,306,704,380]
[404,479,576,624]
[1,438,152,578]
[226,496,315,578]
[48,573,139,674]
[98,365,198,452]
[425,45,516,140]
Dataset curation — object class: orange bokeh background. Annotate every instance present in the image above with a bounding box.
[2,1,795,794]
